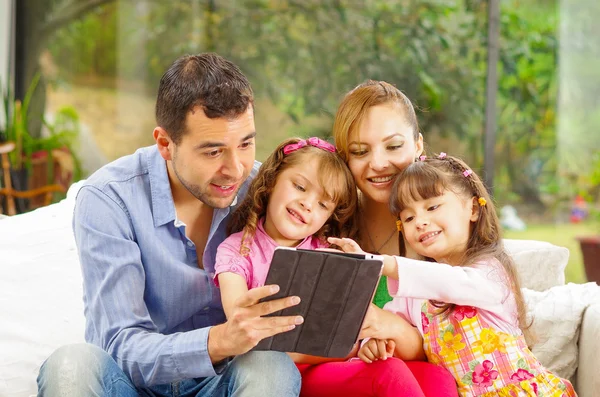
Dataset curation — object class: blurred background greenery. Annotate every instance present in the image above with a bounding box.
[8,0,600,282]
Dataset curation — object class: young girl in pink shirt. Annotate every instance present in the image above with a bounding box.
[331,154,577,397]
[214,136,357,303]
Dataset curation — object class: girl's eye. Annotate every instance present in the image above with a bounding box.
[319,202,328,210]
[428,204,440,211]
[403,216,414,223]
[294,183,305,192]
[349,150,367,157]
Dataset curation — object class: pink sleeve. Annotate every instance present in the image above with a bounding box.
[392,256,511,314]
[214,233,251,288]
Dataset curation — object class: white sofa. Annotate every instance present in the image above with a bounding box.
[1,182,599,397]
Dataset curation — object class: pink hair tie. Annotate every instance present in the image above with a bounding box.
[463,169,473,177]
[283,137,336,155]
[419,155,427,161]
[438,152,447,159]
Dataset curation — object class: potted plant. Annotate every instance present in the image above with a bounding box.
[577,152,600,284]
[1,74,81,212]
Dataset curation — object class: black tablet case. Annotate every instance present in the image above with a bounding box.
[253,248,383,358]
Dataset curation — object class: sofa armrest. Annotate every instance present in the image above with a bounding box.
[576,302,600,397]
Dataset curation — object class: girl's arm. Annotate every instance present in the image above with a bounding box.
[217,272,250,320]
[387,257,508,311]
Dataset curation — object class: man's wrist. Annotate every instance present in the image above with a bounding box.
[207,324,232,364]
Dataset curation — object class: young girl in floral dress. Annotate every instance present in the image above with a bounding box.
[331,154,577,397]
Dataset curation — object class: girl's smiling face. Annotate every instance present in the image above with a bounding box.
[399,189,479,265]
[263,158,336,247]
[346,104,423,204]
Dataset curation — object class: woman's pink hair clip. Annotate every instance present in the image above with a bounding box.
[463,169,473,177]
[283,137,336,155]
[438,152,447,159]
[419,155,427,161]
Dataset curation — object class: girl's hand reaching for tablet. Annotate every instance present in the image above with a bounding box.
[327,237,366,254]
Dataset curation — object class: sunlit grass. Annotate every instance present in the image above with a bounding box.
[504,222,596,284]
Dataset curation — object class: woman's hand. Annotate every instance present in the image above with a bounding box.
[327,237,367,254]
[359,304,426,361]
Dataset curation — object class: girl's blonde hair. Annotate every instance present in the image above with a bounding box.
[389,154,531,339]
[228,137,358,255]
[333,80,420,163]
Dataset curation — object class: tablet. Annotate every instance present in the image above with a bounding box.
[253,247,384,358]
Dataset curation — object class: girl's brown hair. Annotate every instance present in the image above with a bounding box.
[389,154,531,340]
[228,137,358,255]
[333,80,420,163]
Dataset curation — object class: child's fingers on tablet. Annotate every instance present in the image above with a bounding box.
[315,247,343,253]
[327,237,364,253]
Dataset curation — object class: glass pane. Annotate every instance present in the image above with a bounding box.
[20,0,487,169]
[14,1,600,280]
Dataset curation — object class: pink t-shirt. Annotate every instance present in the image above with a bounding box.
[214,219,328,289]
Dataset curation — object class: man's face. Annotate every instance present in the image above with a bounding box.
[169,106,256,209]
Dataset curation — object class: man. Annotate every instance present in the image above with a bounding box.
[37,53,303,396]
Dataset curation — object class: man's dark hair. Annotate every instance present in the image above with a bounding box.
[155,53,254,144]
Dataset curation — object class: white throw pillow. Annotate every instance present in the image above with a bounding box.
[504,239,569,291]
[523,282,600,381]
[0,182,85,397]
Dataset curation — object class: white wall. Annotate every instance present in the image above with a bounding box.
[0,0,14,128]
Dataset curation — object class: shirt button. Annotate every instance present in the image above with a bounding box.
[187,241,194,247]
[231,265,238,271]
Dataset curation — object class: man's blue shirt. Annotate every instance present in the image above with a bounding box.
[73,145,260,387]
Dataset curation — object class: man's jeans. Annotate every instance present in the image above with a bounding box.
[37,344,301,397]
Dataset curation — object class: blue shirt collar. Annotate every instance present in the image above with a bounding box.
[147,146,177,228]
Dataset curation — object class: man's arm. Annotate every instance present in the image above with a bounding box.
[76,186,216,386]
[75,187,303,385]
[208,285,304,362]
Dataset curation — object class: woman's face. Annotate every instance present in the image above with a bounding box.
[346,103,423,204]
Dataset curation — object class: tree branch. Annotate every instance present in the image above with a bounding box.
[39,0,115,38]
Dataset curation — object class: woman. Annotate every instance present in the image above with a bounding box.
[299,81,459,397]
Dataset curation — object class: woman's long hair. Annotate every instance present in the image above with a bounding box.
[228,137,358,255]
[333,80,420,163]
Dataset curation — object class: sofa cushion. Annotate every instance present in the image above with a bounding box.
[504,239,569,291]
[0,182,85,397]
[523,282,600,381]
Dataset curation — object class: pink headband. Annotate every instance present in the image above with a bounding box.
[283,137,336,155]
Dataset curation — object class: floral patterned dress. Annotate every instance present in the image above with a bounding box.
[421,302,577,397]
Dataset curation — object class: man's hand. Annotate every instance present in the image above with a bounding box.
[358,338,396,363]
[208,285,303,363]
